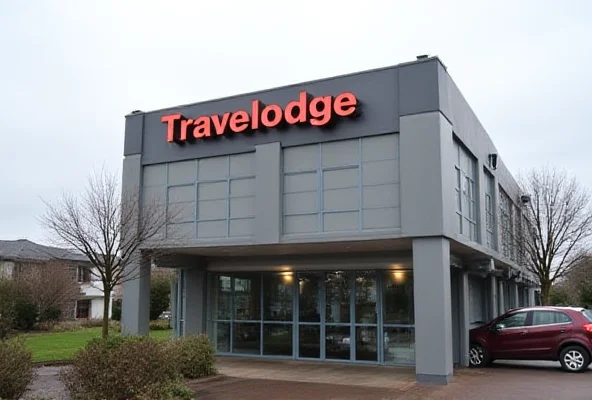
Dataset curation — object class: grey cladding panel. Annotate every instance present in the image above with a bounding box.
[363,159,399,185]
[230,153,255,177]
[230,197,255,218]
[143,186,166,205]
[140,68,399,165]
[230,219,254,237]
[167,185,195,203]
[284,145,318,173]
[143,164,166,186]
[124,114,144,156]
[167,223,194,239]
[324,211,359,232]
[322,140,358,168]
[168,202,195,223]
[363,184,400,209]
[198,199,227,220]
[168,160,197,185]
[284,172,317,193]
[230,178,255,197]
[198,182,227,200]
[323,168,358,190]
[362,134,399,162]
[284,192,317,215]
[323,188,359,211]
[363,208,400,229]
[198,157,228,180]
[197,221,227,238]
[284,215,318,234]
[398,60,440,116]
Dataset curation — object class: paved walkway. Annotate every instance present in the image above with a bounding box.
[187,357,592,400]
[24,358,592,399]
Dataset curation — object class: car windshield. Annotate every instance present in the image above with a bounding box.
[583,309,592,322]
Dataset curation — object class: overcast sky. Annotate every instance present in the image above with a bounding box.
[1,0,590,244]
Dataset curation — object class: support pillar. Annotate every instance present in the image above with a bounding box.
[528,288,536,307]
[184,267,207,335]
[513,283,520,308]
[121,255,151,336]
[458,270,470,367]
[413,237,453,385]
[489,275,498,319]
[498,281,505,314]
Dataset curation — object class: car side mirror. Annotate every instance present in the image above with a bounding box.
[490,324,504,333]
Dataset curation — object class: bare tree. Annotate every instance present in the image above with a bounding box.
[39,169,170,337]
[519,166,592,305]
[15,260,81,321]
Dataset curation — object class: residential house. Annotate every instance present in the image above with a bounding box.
[0,239,115,320]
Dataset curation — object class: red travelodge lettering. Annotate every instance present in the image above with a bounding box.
[161,91,359,143]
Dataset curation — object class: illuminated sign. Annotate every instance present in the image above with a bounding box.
[161,91,359,143]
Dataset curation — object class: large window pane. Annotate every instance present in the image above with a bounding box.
[216,275,232,320]
[232,323,260,354]
[326,272,351,323]
[234,274,261,321]
[263,273,293,321]
[355,271,377,324]
[298,272,321,322]
[384,327,415,364]
[326,326,350,360]
[356,326,377,361]
[215,322,230,352]
[383,270,414,324]
[299,325,320,358]
[263,324,292,356]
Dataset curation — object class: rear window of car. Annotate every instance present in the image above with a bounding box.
[583,310,592,322]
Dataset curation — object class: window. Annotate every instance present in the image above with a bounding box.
[484,170,497,250]
[583,310,592,322]
[77,266,91,283]
[499,188,515,260]
[454,140,478,241]
[497,312,528,328]
[76,300,91,319]
[532,311,572,326]
[282,135,400,234]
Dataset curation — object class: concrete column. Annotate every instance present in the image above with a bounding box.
[498,281,505,314]
[489,275,498,318]
[528,288,536,307]
[458,271,470,367]
[413,237,453,385]
[171,276,178,337]
[255,142,281,244]
[121,255,151,336]
[513,283,520,308]
[184,267,207,335]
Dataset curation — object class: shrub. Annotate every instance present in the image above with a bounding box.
[149,320,171,331]
[60,335,191,400]
[39,306,61,323]
[0,338,35,400]
[111,300,122,321]
[168,334,217,379]
[150,277,171,321]
[14,299,38,331]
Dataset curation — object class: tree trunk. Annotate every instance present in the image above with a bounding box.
[540,281,552,306]
[102,288,111,338]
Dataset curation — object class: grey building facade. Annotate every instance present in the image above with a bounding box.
[120,56,539,384]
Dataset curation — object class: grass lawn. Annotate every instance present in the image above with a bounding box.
[24,327,173,362]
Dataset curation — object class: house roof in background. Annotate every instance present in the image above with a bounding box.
[0,239,89,263]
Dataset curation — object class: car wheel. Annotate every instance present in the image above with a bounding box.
[469,343,490,368]
[559,346,590,373]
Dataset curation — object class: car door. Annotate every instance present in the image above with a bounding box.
[488,311,532,359]
[525,310,573,358]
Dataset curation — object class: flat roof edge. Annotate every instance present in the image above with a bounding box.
[125,56,445,117]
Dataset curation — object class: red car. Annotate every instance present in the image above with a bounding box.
[469,306,592,372]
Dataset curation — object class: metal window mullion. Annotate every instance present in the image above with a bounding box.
[293,273,298,359]
[230,276,235,353]
[320,272,326,360]
[350,271,356,361]
[377,270,384,364]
